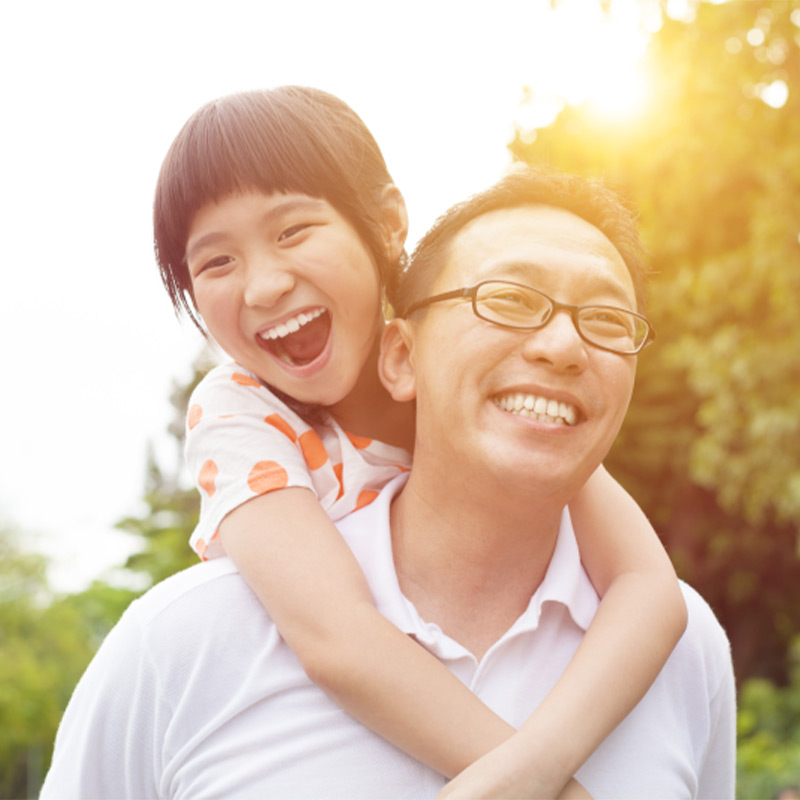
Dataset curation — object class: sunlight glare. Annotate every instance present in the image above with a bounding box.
[589,68,648,116]
[760,79,789,109]
[665,0,697,24]
[518,0,652,130]
[517,93,565,131]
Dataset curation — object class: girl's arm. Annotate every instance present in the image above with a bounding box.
[222,487,593,797]
[222,466,683,797]
[220,486,518,777]
[438,464,686,798]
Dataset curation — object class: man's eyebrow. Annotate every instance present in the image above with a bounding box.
[480,261,634,307]
[185,197,328,262]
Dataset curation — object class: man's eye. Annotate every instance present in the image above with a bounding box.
[485,290,538,311]
[487,290,527,305]
[583,309,634,333]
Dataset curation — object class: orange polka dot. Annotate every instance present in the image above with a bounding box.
[196,538,208,561]
[219,414,235,419]
[265,414,297,442]
[232,372,261,387]
[187,404,203,430]
[346,431,372,450]
[247,461,289,494]
[333,462,344,500]
[198,460,219,497]
[355,489,379,510]
[299,430,328,471]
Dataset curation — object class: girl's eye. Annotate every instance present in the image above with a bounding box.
[195,255,232,276]
[278,223,313,242]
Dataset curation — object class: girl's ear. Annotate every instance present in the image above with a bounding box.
[379,185,409,262]
[379,319,417,402]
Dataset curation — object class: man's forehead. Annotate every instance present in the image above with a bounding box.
[439,204,636,305]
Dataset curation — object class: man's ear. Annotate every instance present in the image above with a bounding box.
[378,185,409,263]
[379,319,417,402]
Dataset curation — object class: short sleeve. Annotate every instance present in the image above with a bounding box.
[184,364,341,560]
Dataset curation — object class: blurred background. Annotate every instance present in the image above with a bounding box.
[2,1,799,797]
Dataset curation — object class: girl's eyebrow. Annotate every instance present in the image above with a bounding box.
[186,197,329,261]
[186,232,226,263]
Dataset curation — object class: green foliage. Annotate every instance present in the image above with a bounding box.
[117,354,210,587]
[0,526,137,799]
[116,452,201,587]
[0,354,211,796]
[514,0,800,525]
[512,0,800,684]
[737,641,800,799]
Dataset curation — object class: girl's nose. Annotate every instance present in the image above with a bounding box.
[243,264,296,309]
[520,309,590,373]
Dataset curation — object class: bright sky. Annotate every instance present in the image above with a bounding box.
[1,0,657,592]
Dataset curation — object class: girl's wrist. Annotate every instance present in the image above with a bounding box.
[510,721,577,796]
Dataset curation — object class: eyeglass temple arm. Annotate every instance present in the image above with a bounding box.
[403,286,475,317]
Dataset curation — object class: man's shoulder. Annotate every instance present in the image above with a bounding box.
[674,581,733,688]
[680,581,729,644]
[121,559,256,634]
[93,558,278,700]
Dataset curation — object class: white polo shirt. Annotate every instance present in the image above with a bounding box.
[42,476,735,799]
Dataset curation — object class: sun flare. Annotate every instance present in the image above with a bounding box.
[517,0,654,130]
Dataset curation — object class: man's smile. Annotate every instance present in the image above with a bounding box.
[492,391,579,426]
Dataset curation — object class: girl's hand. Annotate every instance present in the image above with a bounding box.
[433,735,593,800]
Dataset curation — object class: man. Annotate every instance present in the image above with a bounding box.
[42,167,735,798]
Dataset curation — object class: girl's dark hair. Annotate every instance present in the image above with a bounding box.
[154,86,400,331]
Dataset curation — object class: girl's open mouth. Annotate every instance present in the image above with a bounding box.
[257,308,331,367]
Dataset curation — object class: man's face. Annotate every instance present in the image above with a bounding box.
[405,204,638,501]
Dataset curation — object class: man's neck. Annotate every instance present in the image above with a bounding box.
[389,468,565,660]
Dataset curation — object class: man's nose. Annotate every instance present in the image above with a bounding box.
[243,262,296,308]
[520,309,589,372]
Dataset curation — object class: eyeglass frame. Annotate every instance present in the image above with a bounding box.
[403,279,656,355]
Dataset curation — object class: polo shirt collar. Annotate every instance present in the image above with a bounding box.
[342,475,598,653]
[510,507,598,635]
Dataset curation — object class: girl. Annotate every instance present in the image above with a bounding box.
[154,86,686,799]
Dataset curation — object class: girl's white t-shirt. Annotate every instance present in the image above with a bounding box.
[184,361,412,560]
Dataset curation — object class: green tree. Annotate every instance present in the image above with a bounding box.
[512,0,800,683]
[116,449,201,587]
[117,351,212,587]
[0,526,136,799]
[1,351,213,797]
[737,639,800,799]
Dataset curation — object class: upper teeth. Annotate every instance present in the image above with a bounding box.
[493,393,578,426]
[259,308,325,341]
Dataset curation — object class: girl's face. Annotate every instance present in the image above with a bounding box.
[186,191,385,406]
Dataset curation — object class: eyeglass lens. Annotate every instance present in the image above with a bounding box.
[475,282,647,353]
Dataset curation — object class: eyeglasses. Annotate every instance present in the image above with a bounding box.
[404,280,655,355]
